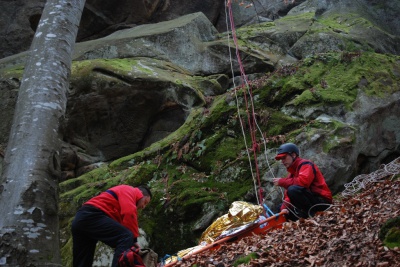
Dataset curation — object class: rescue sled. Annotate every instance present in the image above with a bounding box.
[163,210,287,266]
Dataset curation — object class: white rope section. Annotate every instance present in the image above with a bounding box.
[225,0,261,205]
[341,156,400,198]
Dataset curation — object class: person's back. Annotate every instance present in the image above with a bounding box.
[71,184,152,267]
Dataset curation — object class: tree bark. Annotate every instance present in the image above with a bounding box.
[0,0,85,265]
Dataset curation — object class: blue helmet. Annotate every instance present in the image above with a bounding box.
[275,143,300,160]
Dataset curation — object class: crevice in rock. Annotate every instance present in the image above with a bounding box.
[29,14,41,32]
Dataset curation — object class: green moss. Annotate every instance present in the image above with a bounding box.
[233,252,259,266]
[258,52,400,111]
[110,150,147,170]
[266,111,304,136]
[135,160,250,252]
[61,237,73,267]
[72,58,155,76]
[59,167,121,219]
[148,163,251,216]
[286,118,356,153]
[195,131,244,171]
[0,64,24,78]
[278,11,315,22]
[384,227,400,249]
[60,167,111,194]
[71,58,214,92]
[109,107,204,170]
[288,63,357,108]
[232,21,276,47]
[380,216,400,249]
[202,94,236,126]
[314,13,374,34]
[172,180,221,207]
[115,161,159,185]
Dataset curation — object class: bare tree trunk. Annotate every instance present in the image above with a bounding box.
[0,0,85,265]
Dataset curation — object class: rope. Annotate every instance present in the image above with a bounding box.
[226,0,263,205]
[341,156,400,198]
[225,1,285,209]
[225,1,330,219]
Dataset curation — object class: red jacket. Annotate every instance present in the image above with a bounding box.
[84,185,144,237]
[278,157,332,210]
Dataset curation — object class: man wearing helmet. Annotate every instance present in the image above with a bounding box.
[272,143,332,221]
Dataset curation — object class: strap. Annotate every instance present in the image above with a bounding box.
[106,189,118,200]
[123,250,130,267]
[121,247,140,266]
[297,161,317,178]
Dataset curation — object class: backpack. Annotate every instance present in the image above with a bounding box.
[118,246,145,267]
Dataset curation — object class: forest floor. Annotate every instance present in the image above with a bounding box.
[172,165,400,266]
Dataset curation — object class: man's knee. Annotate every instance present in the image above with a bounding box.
[287,185,306,199]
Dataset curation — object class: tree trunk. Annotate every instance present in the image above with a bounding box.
[0,0,85,265]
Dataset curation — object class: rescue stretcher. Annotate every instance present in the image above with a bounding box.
[163,208,287,266]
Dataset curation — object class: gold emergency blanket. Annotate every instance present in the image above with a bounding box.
[199,201,263,244]
[163,201,263,264]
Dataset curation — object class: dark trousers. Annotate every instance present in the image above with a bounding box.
[285,185,330,221]
[71,205,136,267]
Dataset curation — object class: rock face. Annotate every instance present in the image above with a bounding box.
[1,12,278,180]
[0,0,226,59]
[0,0,400,264]
[60,12,260,179]
[62,56,206,178]
[2,0,399,59]
[0,0,46,58]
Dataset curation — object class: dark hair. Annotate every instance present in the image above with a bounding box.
[138,185,152,198]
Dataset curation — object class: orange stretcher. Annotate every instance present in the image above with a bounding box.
[163,211,287,267]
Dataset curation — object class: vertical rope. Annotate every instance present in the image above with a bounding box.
[226,0,263,204]
[224,1,259,205]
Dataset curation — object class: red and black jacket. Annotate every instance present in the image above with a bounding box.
[278,157,332,210]
[84,185,144,238]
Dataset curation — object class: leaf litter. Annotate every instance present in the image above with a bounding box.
[174,178,400,267]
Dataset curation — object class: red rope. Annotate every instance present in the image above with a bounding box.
[227,1,263,204]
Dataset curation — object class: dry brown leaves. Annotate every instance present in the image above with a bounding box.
[175,180,400,267]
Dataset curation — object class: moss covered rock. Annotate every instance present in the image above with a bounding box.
[380,216,400,249]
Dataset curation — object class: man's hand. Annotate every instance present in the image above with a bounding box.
[273,178,280,186]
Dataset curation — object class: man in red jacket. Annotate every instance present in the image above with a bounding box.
[272,143,332,221]
[71,184,152,267]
